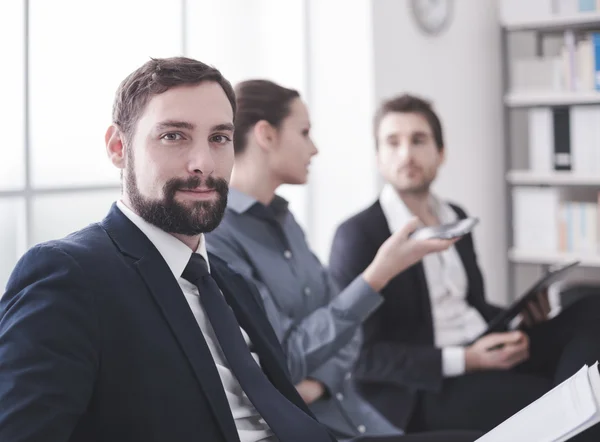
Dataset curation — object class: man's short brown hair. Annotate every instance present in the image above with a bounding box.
[112,57,236,142]
[373,94,444,151]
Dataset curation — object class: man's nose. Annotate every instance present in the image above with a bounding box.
[189,144,215,175]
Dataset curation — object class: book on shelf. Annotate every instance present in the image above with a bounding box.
[558,201,599,253]
[513,188,600,254]
[477,362,600,442]
[511,31,600,94]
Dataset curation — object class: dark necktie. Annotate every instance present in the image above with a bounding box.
[182,253,332,442]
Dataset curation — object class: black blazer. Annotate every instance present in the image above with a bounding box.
[0,204,333,442]
[329,200,503,429]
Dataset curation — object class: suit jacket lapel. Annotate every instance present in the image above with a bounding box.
[101,204,240,442]
[371,201,435,339]
[452,234,470,275]
[412,262,435,339]
[210,261,312,414]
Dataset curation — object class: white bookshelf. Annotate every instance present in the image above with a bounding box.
[505,91,600,107]
[502,12,600,32]
[509,249,600,267]
[507,170,600,186]
[501,6,600,295]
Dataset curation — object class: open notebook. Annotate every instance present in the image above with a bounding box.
[477,362,600,442]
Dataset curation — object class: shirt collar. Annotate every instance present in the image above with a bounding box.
[379,184,457,233]
[379,184,414,234]
[116,200,210,278]
[227,187,289,216]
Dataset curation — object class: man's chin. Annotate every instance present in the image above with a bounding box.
[396,182,430,195]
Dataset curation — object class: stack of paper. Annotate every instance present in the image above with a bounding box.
[477,362,600,442]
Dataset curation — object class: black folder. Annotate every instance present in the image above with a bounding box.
[475,260,580,340]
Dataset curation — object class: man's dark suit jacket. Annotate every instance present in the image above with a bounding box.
[329,200,504,429]
[0,204,333,442]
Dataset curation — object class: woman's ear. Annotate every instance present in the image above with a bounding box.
[253,120,278,152]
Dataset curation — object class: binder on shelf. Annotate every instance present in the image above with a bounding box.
[513,187,560,253]
[529,108,554,172]
[570,105,599,174]
[576,37,595,91]
[561,30,577,91]
[553,106,572,171]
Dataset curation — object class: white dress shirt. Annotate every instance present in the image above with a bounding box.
[379,185,488,377]
[117,201,276,442]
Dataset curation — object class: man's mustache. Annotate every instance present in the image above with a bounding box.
[165,176,228,194]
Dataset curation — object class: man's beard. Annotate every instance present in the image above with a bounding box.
[401,179,432,196]
[397,171,435,196]
[125,161,228,236]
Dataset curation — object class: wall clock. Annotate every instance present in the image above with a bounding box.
[409,0,454,36]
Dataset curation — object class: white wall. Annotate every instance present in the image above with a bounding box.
[370,0,506,304]
[306,0,379,262]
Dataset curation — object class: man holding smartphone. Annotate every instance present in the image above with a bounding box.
[328,94,600,439]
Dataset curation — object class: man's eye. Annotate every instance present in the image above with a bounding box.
[161,133,184,141]
[211,134,232,144]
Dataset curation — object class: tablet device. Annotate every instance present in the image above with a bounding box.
[475,259,580,342]
[410,217,479,241]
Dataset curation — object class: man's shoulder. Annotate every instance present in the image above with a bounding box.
[336,200,384,233]
[39,222,114,261]
[4,223,118,299]
[14,223,116,277]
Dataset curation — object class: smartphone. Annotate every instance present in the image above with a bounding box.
[410,217,479,241]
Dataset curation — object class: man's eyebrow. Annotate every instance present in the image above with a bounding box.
[154,120,196,131]
[413,130,430,137]
[211,123,234,132]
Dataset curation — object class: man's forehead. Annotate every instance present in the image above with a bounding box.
[143,83,233,125]
[380,113,432,135]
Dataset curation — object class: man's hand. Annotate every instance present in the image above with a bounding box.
[363,218,458,292]
[465,331,530,372]
[295,379,326,405]
[521,290,552,328]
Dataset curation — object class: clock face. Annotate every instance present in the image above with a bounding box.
[410,0,454,35]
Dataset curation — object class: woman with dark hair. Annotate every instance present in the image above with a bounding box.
[206,79,480,442]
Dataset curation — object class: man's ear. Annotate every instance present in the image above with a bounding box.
[253,120,278,152]
[438,146,446,165]
[105,124,126,169]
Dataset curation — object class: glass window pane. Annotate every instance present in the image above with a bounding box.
[0,1,25,191]
[0,198,27,292]
[29,0,183,189]
[30,191,120,246]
